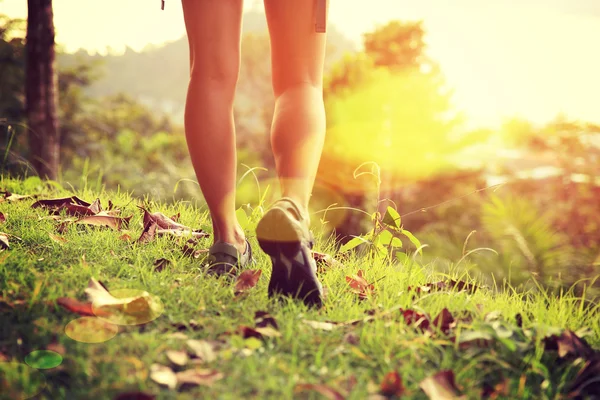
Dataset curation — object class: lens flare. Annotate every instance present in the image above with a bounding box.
[64,317,119,343]
[24,350,62,370]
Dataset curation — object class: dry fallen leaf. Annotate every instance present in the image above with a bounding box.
[49,233,68,244]
[84,278,161,324]
[303,320,338,331]
[0,212,5,223]
[420,370,464,400]
[175,368,223,387]
[312,250,345,273]
[186,339,217,363]
[234,270,262,295]
[295,383,345,400]
[568,354,600,398]
[346,270,375,300]
[56,297,111,317]
[119,233,132,241]
[0,233,9,249]
[380,371,404,397]
[31,195,90,210]
[153,258,171,272]
[156,229,208,238]
[432,308,455,335]
[1,191,33,202]
[254,311,278,330]
[166,350,189,367]
[239,325,281,339]
[150,363,177,389]
[138,221,158,243]
[544,330,594,359]
[140,207,190,231]
[76,214,132,230]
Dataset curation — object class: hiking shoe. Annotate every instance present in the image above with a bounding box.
[256,197,323,308]
[206,238,253,277]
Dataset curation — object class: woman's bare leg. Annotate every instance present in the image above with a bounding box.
[264,0,328,216]
[181,0,246,254]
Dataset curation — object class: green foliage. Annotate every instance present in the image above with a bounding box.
[480,194,575,284]
[336,161,422,262]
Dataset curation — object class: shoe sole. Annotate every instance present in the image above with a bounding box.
[256,207,322,308]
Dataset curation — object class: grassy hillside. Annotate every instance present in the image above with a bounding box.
[1,176,599,399]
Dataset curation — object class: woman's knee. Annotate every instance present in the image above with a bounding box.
[189,53,240,91]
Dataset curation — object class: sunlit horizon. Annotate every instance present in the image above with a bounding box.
[3,0,600,128]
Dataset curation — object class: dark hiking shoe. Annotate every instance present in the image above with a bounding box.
[206,238,253,277]
[256,197,323,308]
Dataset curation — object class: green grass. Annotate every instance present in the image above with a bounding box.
[1,176,599,399]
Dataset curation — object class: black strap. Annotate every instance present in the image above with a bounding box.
[315,0,327,33]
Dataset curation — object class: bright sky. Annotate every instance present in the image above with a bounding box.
[2,0,599,127]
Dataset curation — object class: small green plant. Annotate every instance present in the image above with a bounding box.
[335,161,423,262]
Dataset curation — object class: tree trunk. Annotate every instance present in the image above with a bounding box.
[26,0,59,180]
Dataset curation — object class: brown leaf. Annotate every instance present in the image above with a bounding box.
[76,214,132,230]
[84,278,161,324]
[150,363,177,389]
[239,325,281,339]
[113,392,156,400]
[0,212,5,223]
[175,368,223,387]
[153,258,171,272]
[343,332,360,345]
[543,330,594,359]
[1,191,33,202]
[568,354,600,398]
[138,221,158,243]
[56,297,111,317]
[234,270,262,295]
[49,233,68,244]
[119,233,132,241]
[31,195,90,210]
[295,383,345,400]
[170,213,180,222]
[89,198,102,214]
[432,308,455,334]
[186,339,217,362]
[140,207,191,231]
[156,228,209,239]
[313,250,345,273]
[254,311,278,330]
[166,350,189,367]
[61,203,97,217]
[0,233,9,249]
[380,371,404,397]
[400,309,430,331]
[303,320,338,331]
[346,270,375,300]
[420,370,463,400]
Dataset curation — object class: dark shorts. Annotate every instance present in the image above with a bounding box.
[164,0,327,33]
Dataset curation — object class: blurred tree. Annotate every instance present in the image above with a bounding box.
[318,20,479,239]
[0,15,26,123]
[26,0,59,179]
[363,20,426,70]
